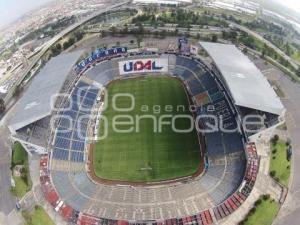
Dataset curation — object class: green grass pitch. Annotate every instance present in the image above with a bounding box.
[93,76,201,182]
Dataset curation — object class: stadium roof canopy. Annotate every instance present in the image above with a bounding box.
[9,51,82,132]
[200,42,285,116]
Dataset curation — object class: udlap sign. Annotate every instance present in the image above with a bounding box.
[119,58,168,75]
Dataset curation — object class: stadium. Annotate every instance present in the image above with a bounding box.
[8,41,285,225]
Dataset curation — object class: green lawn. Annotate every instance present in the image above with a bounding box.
[93,76,201,182]
[242,197,280,225]
[270,140,291,186]
[291,49,300,64]
[11,142,32,198]
[22,205,55,225]
[12,176,30,198]
[12,142,28,166]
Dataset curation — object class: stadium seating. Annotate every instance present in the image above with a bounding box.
[42,52,257,225]
[187,78,205,96]
[52,80,100,162]
[52,148,69,161]
[212,143,259,221]
[176,56,199,71]
[200,72,217,90]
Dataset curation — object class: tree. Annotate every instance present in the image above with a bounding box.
[211,34,218,42]
[229,31,238,42]
[13,84,23,97]
[0,98,5,114]
[110,26,117,36]
[63,37,75,50]
[285,43,293,56]
[74,31,84,41]
[137,23,145,34]
[296,68,300,77]
[159,30,167,39]
[271,134,279,145]
[261,49,266,59]
[121,26,128,34]
[50,44,62,56]
[101,30,107,37]
[56,43,62,51]
[136,35,143,48]
[68,37,75,46]
[175,28,179,36]
[63,42,69,50]
[270,170,276,177]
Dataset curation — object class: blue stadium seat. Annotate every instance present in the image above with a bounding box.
[206,132,224,156]
[73,88,87,99]
[82,97,95,107]
[70,151,84,162]
[72,129,85,141]
[223,132,244,154]
[71,140,85,152]
[71,93,82,106]
[77,81,90,89]
[52,148,69,160]
[176,56,199,72]
[56,130,73,139]
[77,116,89,125]
[200,72,217,90]
[54,137,70,149]
[187,79,205,96]
[61,110,77,120]
[88,85,100,92]
[71,101,80,111]
[75,121,87,132]
[173,67,186,77]
[85,91,98,101]
[210,91,224,102]
[58,117,73,129]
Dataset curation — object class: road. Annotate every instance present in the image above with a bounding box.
[1,3,300,224]
[0,115,17,219]
[230,22,299,70]
[187,6,299,70]
[0,1,131,222]
[253,57,300,225]
[2,0,130,103]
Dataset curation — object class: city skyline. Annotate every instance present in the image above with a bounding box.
[0,0,53,28]
[1,0,300,28]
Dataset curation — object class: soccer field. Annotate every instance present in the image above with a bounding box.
[92,76,201,182]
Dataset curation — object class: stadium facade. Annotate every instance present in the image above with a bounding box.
[200,42,285,141]
[8,51,83,154]
[8,42,284,224]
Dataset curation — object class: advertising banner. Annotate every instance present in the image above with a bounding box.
[190,45,198,55]
[119,58,168,75]
[75,47,127,73]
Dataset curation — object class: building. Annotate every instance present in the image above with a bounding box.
[200,42,285,141]
[133,0,192,5]
[8,51,83,154]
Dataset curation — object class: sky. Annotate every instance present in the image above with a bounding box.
[0,0,54,28]
[1,0,300,28]
[274,0,300,13]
